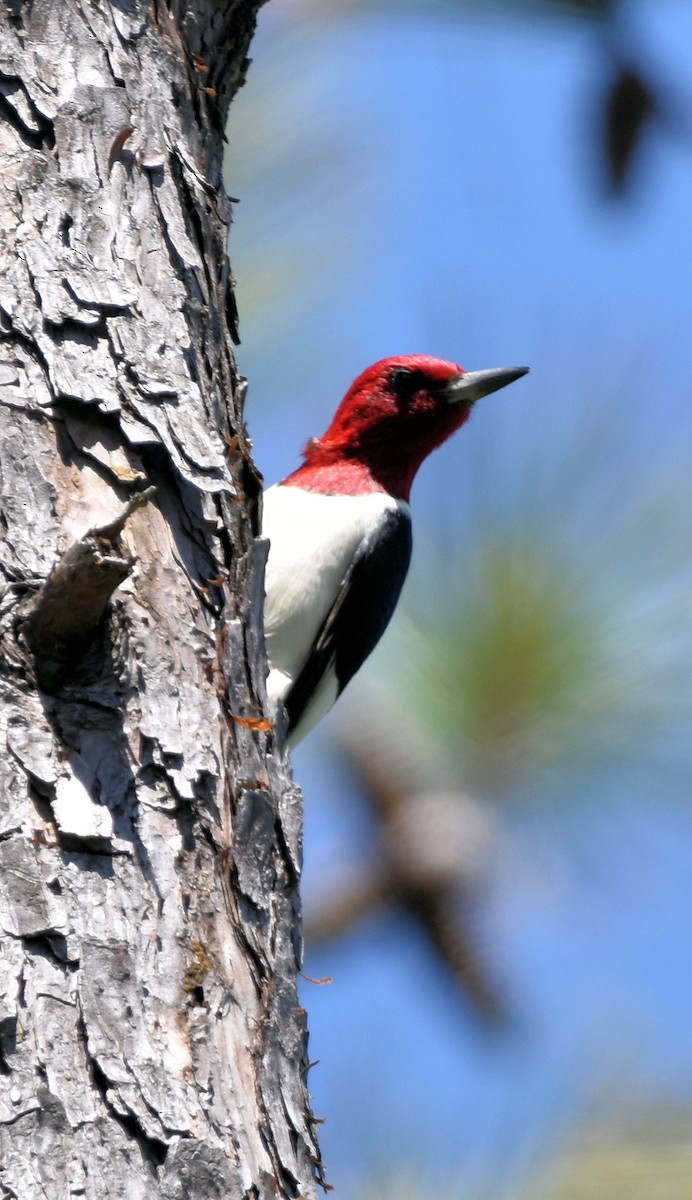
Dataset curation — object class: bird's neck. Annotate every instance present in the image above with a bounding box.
[281,455,415,501]
[282,402,471,501]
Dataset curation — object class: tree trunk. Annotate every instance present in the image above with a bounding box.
[0,3,322,1196]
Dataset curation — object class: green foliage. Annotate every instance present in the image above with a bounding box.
[530,1109,692,1200]
[416,537,601,786]
[369,487,692,803]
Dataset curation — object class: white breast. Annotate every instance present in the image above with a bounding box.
[261,485,402,714]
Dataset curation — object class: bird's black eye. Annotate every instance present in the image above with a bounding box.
[389,367,427,397]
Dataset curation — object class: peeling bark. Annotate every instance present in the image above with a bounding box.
[0,3,321,1197]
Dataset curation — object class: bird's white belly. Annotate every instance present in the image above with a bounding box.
[261,484,400,700]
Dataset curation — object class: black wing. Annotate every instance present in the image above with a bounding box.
[284,506,413,736]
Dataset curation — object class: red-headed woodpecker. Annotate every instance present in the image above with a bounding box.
[262,355,528,745]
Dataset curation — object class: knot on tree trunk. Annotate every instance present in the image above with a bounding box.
[24,487,155,690]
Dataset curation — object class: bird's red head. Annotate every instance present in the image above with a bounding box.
[283,355,528,501]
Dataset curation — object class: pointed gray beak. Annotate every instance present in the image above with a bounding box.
[444,365,529,406]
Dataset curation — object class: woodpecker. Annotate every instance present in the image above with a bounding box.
[262,355,528,746]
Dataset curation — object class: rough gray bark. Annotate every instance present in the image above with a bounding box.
[0,2,322,1197]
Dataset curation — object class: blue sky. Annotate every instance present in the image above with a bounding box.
[226,1,692,1193]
